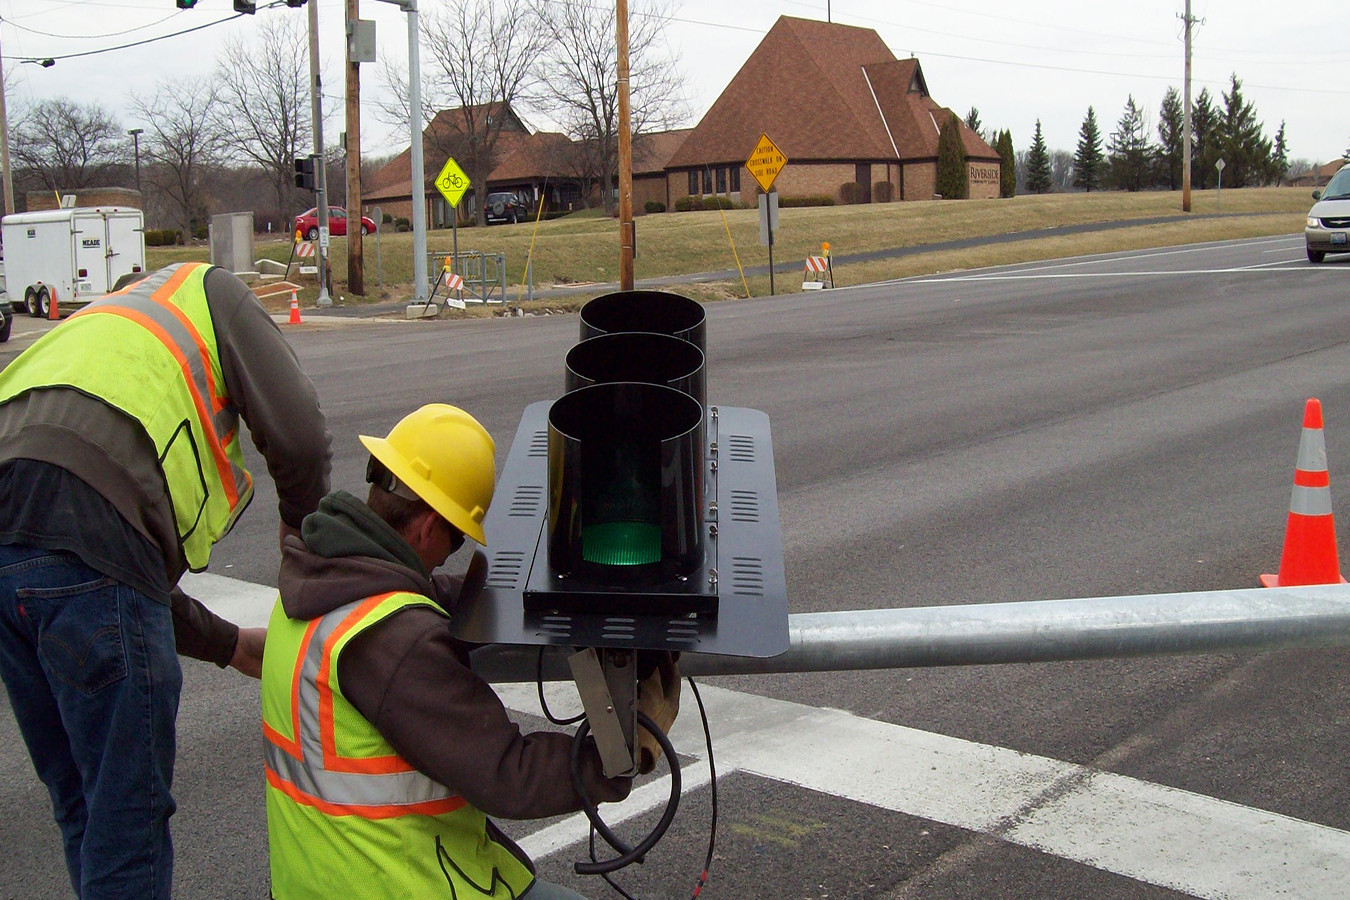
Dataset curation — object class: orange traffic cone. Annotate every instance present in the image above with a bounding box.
[1260,398,1346,587]
[287,289,302,325]
[47,288,59,321]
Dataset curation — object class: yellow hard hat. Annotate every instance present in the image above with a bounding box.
[359,404,496,546]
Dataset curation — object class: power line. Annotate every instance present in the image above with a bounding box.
[1,9,182,40]
[1,10,243,64]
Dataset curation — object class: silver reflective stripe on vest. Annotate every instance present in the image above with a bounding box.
[87,265,247,500]
[265,599,460,811]
[1290,484,1334,517]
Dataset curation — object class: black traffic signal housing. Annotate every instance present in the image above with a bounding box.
[233,0,256,12]
[456,290,788,660]
[286,0,309,6]
[175,0,199,8]
[293,155,316,191]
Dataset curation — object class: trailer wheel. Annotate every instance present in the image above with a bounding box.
[31,286,50,319]
[25,287,40,318]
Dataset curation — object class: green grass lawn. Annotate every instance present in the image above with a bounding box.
[151,187,1312,312]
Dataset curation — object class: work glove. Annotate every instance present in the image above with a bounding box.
[636,652,681,774]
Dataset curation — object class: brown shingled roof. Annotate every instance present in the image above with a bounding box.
[364,102,529,203]
[667,16,997,168]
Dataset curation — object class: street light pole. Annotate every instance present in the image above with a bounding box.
[377,0,427,303]
[128,128,144,197]
[307,0,332,306]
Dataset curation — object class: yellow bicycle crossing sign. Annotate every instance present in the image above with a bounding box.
[435,157,470,207]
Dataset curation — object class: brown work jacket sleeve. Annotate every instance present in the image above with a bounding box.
[339,606,631,820]
[170,585,238,667]
[205,267,332,530]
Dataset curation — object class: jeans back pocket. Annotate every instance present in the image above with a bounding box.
[23,576,128,696]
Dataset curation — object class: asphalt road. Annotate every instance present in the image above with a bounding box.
[2,234,1349,898]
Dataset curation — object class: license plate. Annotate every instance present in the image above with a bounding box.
[1332,232,1348,245]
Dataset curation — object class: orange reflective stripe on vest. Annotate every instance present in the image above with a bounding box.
[263,593,466,817]
[69,264,244,507]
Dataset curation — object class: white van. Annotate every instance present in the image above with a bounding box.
[1,206,146,317]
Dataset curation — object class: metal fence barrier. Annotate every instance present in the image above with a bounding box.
[430,250,507,305]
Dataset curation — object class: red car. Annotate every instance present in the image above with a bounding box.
[293,207,377,241]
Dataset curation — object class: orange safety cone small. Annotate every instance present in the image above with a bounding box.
[287,289,302,326]
[47,288,59,321]
[1260,398,1346,587]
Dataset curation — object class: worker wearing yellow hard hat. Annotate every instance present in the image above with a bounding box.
[262,404,679,900]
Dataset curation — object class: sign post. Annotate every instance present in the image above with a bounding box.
[1215,158,1225,211]
[746,133,788,296]
[435,156,471,297]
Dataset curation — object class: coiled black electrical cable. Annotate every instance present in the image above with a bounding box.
[569,710,682,875]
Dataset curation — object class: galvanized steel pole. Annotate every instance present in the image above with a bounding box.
[406,1,429,304]
[469,583,1350,683]
[308,0,331,306]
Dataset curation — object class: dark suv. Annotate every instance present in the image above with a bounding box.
[484,192,530,225]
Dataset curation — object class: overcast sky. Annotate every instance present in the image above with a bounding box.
[4,0,1347,170]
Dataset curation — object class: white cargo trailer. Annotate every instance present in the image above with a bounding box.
[0,206,146,318]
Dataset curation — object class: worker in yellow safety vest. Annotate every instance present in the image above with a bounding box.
[0,262,332,899]
[262,404,680,900]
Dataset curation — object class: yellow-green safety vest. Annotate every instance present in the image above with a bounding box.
[0,262,252,570]
[261,591,536,900]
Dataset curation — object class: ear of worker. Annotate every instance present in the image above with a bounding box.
[1260,398,1346,587]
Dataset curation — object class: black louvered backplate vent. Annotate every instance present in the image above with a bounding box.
[665,619,700,645]
[539,615,572,638]
[528,429,548,457]
[729,489,759,523]
[727,433,755,463]
[487,551,527,589]
[730,556,765,596]
[509,483,544,517]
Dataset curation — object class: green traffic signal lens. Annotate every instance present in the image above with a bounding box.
[581,521,662,567]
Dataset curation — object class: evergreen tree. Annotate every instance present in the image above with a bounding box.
[1191,88,1219,189]
[1156,86,1184,190]
[1072,106,1104,192]
[965,107,983,134]
[997,129,1016,198]
[1107,95,1152,192]
[1025,119,1052,194]
[1218,74,1272,187]
[936,111,969,200]
[1271,121,1289,185]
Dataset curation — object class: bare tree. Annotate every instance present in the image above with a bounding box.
[214,17,313,231]
[10,98,123,192]
[416,0,545,225]
[530,0,688,212]
[131,80,227,239]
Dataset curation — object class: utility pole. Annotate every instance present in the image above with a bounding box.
[345,0,364,295]
[308,0,331,306]
[1181,0,1195,213]
[0,28,14,217]
[616,0,634,291]
[128,128,143,196]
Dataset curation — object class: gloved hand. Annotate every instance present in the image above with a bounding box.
[636,652,681,774]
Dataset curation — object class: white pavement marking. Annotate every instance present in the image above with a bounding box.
[197,573,1350,898]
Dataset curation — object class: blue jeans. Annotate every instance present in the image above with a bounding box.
[521,880,591,900]
[0,543,181,900]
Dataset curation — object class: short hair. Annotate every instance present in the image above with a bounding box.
[367,483,434,535]
[365,456,433,534]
